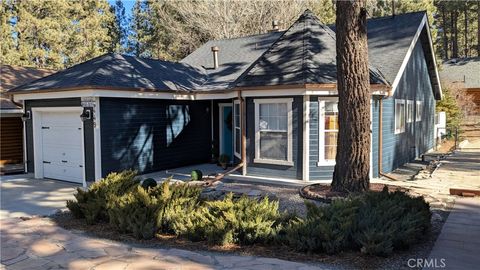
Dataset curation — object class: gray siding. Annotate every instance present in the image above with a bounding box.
[371,99,380,178]
[100,98,211,176]
[246,96,303,180]
[24,98,96,181]
[308,97,334,180]
[377,41,435,174]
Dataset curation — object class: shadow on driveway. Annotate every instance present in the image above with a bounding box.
[0,174,79,219]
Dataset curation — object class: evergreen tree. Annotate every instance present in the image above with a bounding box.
[108,0,129,53]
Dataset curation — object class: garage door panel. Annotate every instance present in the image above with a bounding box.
[43,163,83,182]
[42,145,83,165]
[39,110,84,184]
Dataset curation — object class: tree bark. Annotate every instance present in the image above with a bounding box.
[477,2,480,56]
[464,3,468,57]
[441,5,449,60]
[452,10,459,58]
[332,0,370,193]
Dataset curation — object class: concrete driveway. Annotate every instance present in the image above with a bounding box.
[0,174,79,219]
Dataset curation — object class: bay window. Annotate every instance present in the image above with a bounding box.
[318,99,339,165]
[254,98,293,166]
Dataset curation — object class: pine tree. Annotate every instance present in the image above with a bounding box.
[108,0,129,53]
[332,0,371,193]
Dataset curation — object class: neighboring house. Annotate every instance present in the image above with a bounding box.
[0,65,55,173]
[8,10,441,186]
[439,57,480,114]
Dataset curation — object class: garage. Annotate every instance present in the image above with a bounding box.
[32,107,84,184]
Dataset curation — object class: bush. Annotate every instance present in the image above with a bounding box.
[172,193,280,245]
[283,199,359,254]
[190,170,203,181]
[107,179,202,240]
[141,178,157,190]
[354,188,431,256]
[283,188,431,256]
[66,170,140,224]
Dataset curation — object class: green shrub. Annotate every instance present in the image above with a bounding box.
[190,170,203,181]
[66,170,140,224]
[172,193,280,245]
[141,178,157,190]
[283,199,359,254]
[354,188,431,256]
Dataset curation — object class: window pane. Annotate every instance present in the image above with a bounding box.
[260,131,287,160]
[259,103,287,131]
[325,146,337,160]
[235,128,241,154]
[324,101,338,130]
[324,132,337,160]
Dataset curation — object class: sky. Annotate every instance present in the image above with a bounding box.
[108,0,135,19]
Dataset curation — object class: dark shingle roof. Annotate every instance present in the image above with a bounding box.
[235,10,387,88]
[9,54,207,93]
[181,32,284,90]
[9,10,432,94]
[440,57,480,88]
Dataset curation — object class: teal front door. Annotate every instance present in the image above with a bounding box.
[220,104,233,163]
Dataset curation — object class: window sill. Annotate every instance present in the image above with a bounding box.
[317,161,335,166]
[394,129,405,135]
[254,158,294,166]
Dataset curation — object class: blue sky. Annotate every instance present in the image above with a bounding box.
[108,0,135,19]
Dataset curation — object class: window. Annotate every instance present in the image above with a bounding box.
[406,100,414,123]
[254,98,293,166]
[416,101,423,122]
[395,99,405,134]
[318,99,339,165]
[233,100,241,158]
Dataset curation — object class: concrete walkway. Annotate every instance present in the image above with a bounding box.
[0,217,333,270]
[426,197,480,269]
[0,174,78,219]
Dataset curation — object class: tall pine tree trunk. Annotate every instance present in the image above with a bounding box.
[441,5,449,59]
[452,10,458,58]
[477,2,480,56]
[332,0,370,193]
[464,4,468,57]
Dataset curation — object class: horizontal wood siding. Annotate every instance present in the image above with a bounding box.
[100,98,211,176]
[0,117,23,165]
[381,41,435,173]
[308,97,334,180]
[246,96,303,180]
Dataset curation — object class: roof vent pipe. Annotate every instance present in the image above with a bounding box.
[211,46,219,69]
[272,20,279,31]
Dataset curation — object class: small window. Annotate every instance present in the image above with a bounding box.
[318,99,339,165]
[395,99,405,134]
[406,100,414,123]
[254,98,293,166]
[233,100,241,158]
[416,101,423,122]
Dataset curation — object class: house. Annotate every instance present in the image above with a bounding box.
[0,65,55,174]
[439,57,480,114]
[8,10,441,186]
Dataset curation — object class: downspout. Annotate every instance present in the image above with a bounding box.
[377,97,399,181]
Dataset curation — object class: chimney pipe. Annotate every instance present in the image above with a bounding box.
[271,20,279,31]
[211,46,219,69]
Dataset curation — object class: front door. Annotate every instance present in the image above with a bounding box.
[219,104,233,163]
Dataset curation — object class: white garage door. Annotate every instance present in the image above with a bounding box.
[40,111,84,183]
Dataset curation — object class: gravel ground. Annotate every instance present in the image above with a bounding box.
[219,180,321,216]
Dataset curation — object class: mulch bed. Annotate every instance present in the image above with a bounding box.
[51,209,448,270]
[300,183,409,203]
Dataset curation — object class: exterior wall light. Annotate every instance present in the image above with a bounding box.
[21,111,31,121]
[80,110,92,122]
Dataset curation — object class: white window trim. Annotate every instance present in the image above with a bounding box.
[317,97,339,166]
[254,98,294,166]
[406,100,414,123]
[395,99,406,134]
[233,100,241,159]
[416,100,423,122]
